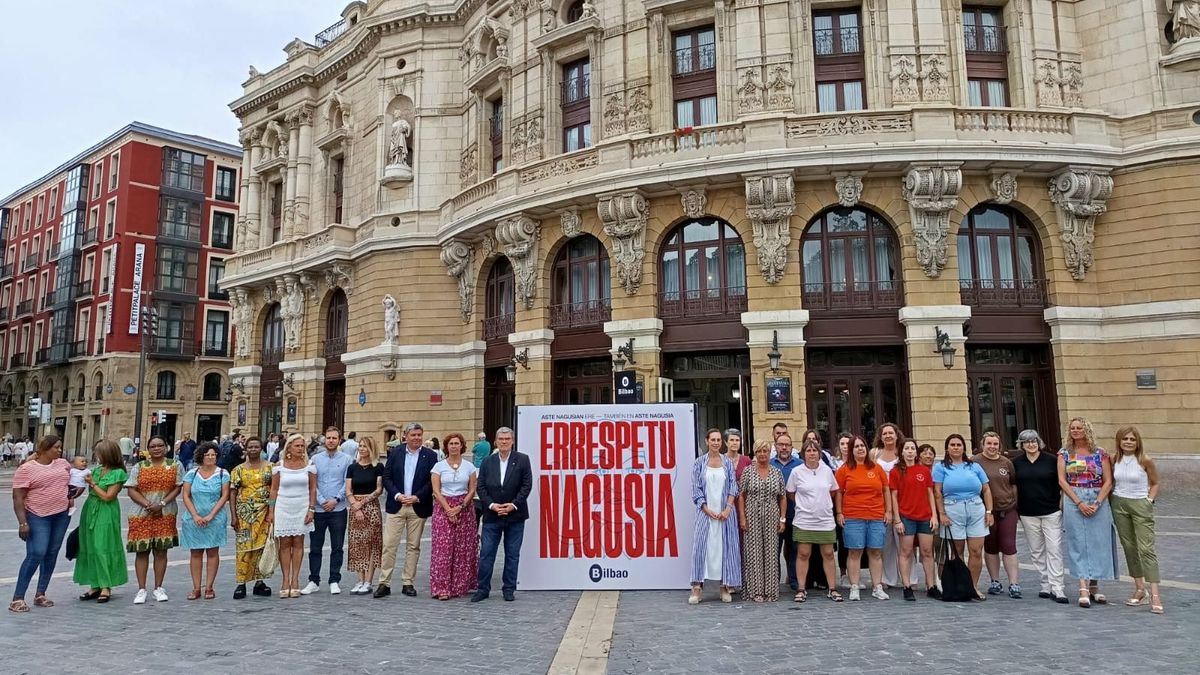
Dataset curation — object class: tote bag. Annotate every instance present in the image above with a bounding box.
[64,526,81,561]
[257,527,279,577]
[938,529,975,602]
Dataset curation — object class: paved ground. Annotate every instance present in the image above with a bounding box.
[0,460,1197,674]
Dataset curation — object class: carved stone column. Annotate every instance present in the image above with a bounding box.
[440,239,477,323]
[495,214,541,309]
[283,114,301,239]
[294,105,314,236]
[1048,168,1113,281]
[902,164,962,278]
[236,130,254,249]
[247,130,265,249]
[744,172,795,284]
[597,190,649,295]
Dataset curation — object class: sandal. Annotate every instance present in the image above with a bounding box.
[827,590,844,602]
[793,590,807,603]
[187,589,202,601]
[78,589,102,601]
[32,595,54,608]
[1151,594,1164,614]
[96,591,111,604]
[203,587,216,600]
[8,600,30,613]
[1125,589,1149,606]
[1078,589,1091,608]
[1090,592,1107,605]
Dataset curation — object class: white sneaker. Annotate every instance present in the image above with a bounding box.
[872,585,890,600]
[133,589,147,605]
[329,582,341,595]
[300,581,319,595]
[153,587,169,602]
[350,582,363,594]
[849,585,861,601]
[361,583,372,595]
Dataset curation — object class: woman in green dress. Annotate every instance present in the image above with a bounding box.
[74,439,129,602]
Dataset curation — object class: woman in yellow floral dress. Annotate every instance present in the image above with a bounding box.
[229,437,273,599]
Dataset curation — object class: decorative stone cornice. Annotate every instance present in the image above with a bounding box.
[744,172,795,284]
[440,239,476,323]
[494,214,541,308]
[834,172,864,208]
[902,164,962,278]
[597,190,649,295]
[1048,167,1113,281]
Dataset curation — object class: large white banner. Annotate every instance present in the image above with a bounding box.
[128,242,144,334]
[515,403,697,590]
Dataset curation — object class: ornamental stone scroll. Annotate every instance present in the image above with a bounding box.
[745,172,796,284]
[440,239,477,323]
[495,214,541,309]
[597,190,649,295]
[1048,168,1113,281]
[902,164,962,278]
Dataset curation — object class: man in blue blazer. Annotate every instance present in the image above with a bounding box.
[471,427,532,602]
[375,422,438,598]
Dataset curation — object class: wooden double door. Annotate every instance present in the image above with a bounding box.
[806,347,909,447]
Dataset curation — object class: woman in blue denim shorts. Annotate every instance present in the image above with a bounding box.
[834,436,892,601]
[933,434,994,601]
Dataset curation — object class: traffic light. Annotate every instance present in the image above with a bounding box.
[28,397,42,418]
[150,411,159,425]
[143,307,159,338]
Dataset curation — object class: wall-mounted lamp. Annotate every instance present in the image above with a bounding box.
[505,348,530,382]
[274,383,284,399]
[104,383,114,394]
[767,330,782,372]
[934,326,956,369]
[612,338,636,370]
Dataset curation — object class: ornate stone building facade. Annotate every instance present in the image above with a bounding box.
[223,0,1200,453]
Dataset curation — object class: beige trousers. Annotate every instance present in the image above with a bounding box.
[380,505,427,587]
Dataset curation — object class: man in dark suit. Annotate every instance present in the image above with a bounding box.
[472,427,532,602]
[375,422,438,598]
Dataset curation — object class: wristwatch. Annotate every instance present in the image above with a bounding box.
[778,517,787,523]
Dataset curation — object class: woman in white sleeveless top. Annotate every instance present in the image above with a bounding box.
[1109,426,1162,614]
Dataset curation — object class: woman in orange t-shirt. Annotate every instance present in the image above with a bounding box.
[834,436,892,601]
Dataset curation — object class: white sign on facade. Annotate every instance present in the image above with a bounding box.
[128,242,144,334]
[515,403,697,590]
[105,243,117,335]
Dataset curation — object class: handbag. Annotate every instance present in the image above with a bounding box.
[257,526,278,577]
[65,526,81,561]
[938,528,975,602]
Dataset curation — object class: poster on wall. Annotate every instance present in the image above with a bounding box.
[104,243,117,335]
[765,376,791,413]
[127,242,145,334]
[237,400,247,426]
[286,398,297,425]
[515,403,697,590]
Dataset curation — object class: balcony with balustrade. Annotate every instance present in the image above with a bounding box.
[35,347,49,365]
[482,313,515,342]
[21,253,39,272]
[76,280,94,298]
[549,300,612,331]
[959,278,1048,309]
[964,25,1007,54]
[15,299,33,317]
[801,281,902,312]
[80,228,98,247]
[659,287,748,320]
[9,353,25,369]
[321,336,347,361]
[0,262,13,278]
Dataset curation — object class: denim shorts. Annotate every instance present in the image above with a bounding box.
[899,515,934,536]
[842,518,885,550]
[943,497,988,539]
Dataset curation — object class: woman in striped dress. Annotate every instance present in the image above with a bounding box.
[688,429,741,604]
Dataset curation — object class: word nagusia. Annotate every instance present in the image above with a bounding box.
[536,420,681,560]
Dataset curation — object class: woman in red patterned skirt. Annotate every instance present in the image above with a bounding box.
[344,436,384,595]
[429,433,479,600]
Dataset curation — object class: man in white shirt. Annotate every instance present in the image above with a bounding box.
[376,423,438,598]
[339,431,359,458]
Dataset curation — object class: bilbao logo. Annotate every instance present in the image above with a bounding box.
[588,564,629,583]
[867,471,877,480]
[915,473,926,482]
[998,468,1010,476]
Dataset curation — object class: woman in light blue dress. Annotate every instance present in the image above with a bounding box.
[181,442,230,600]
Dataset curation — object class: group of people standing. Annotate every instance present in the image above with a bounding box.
[688,418,1165,615]
[9,423,534,612]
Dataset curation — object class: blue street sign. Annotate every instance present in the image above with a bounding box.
[358,389,367,406]
[123,384,136,395]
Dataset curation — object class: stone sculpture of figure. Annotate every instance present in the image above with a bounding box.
[1170,0,1200,41]
[388,118,411,167]
[382,294,399,345]
[581,0,598,19]
[282,277,304,351]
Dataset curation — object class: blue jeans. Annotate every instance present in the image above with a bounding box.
[308,510,347,584]
[13,510,70,601]
[477,519,525,595]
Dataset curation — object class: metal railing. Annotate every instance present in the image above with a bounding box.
[813,26,862,56]
[204,344,228,358]
[76,280,93,297]
[959,278,1047,308]
[69,340,88,358]
[659,287,748,320]
[9,354,23,369]
[802,281,902,311]
[81,228,98,246]
[0,306,7,321]
[673,43,716,75]
[96,338,104,355]
[562,74,590,105]
[482,313,515,341]
[0,263,12,278]
[153,338,195,357]
[963,25,1006,54]
[549,299,612,330]
[489,115,504,140]
[315,17,348,47]
[261,347,283,367]
[35,347,49,364]
[15,299,33,316]
[22,254,39,272]
[321,336,347,360]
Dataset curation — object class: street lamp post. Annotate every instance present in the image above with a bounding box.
[132,307,159,447]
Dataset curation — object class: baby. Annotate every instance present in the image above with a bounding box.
[68,456,89,517]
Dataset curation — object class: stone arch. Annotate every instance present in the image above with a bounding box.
[153,369,179,401]
[538,209,612,303]
[29,377,40,397]
[325,90,352,134]
[92,369,105,399]
[476,253,516,339]
[259,301,285,354]
[201,371,224,401]
[317,286,350,348]
[656,215,749,304]
[799,204,907,307]
[75,373,86,402]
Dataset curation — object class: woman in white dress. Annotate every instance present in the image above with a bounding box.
[688,429,741,604]
[266,434,316,598]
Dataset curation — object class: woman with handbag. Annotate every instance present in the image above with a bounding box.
[126,435,184,604]
[229,437,274,599]
[9,436,72,613]
[1058,417,1118,608]
[933,433,994,601]
[73,440,129,603]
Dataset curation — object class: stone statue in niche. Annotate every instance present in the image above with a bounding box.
[382,294,399,346]
[1169,1,1200,41]
[382,116,414,186]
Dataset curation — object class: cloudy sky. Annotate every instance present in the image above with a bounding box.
[0,0,343,197]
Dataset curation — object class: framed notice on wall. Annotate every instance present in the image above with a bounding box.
[237,400,247,426]
[286,398,297,425]
[765,376,791,413]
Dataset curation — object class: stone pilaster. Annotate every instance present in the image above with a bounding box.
[899,305,971,445]
[741,309,809,443]
[604,318,663,402]
[509,329,553,405]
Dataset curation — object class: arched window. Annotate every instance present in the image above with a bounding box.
[957,205,1045,307]
[323,289,349,358]
[93,372,105,401]
[483,258,516,340]
[76,374,86,402]
[551,235,611,329]
[261,303,284,365]
[659,218,746,318]
[156,371,177,400]
[46,381,54,404]
[801,207,901,310]
[202,373,223,401]
[566,0,586,23]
